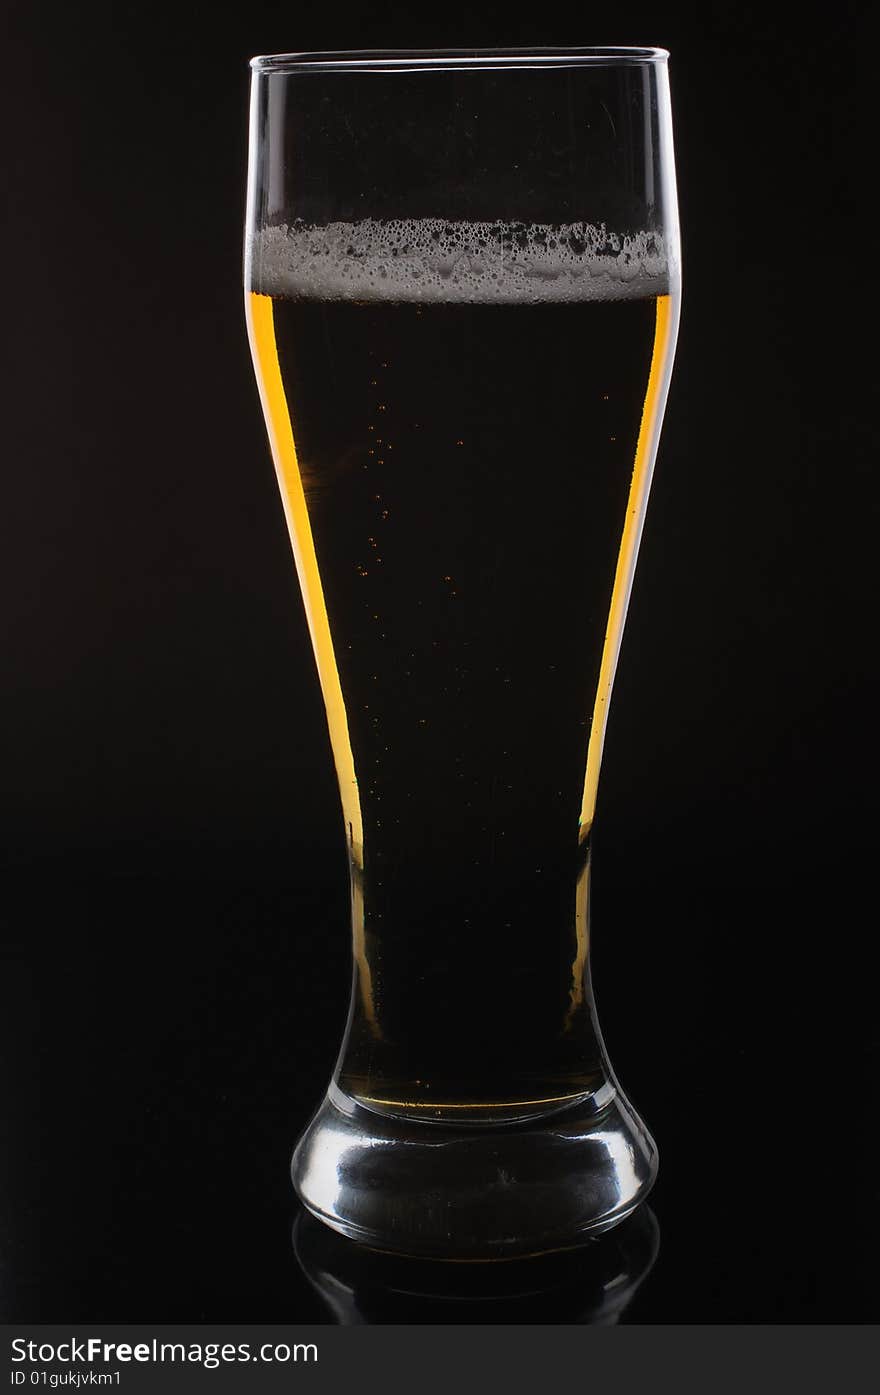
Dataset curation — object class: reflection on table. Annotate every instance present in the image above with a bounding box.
[292,1205,659,1324]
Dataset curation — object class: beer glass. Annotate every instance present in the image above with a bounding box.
[245,47,680,1257]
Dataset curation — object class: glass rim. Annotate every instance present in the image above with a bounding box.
[249,46,670,75]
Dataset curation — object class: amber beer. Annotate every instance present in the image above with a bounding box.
[246,217,677,1121]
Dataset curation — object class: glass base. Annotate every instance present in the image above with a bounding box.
[291,1081,657,1259]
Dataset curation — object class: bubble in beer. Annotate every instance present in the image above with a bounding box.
[247,217,669,304]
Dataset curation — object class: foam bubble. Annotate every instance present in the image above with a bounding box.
[248,217,669,304]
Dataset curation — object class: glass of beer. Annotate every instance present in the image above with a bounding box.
[245,47,680,1258]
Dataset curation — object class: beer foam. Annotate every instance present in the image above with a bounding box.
[248,218,669,303]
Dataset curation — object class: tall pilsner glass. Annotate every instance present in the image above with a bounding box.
[245,47,680,1258]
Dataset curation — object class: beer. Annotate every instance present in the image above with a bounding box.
[246,217,677,1121]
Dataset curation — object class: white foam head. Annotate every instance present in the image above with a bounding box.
[248,218,669,304]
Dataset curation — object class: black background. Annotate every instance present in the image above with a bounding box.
[1,0,876,1323]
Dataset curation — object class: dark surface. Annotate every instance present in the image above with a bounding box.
[1,2,876,1323]
[1,854,875,1322]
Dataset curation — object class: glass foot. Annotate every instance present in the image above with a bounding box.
[292,1082,657,1259]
